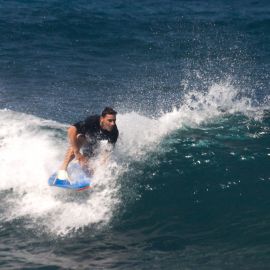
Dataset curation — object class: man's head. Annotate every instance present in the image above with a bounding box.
[100,107,117,132]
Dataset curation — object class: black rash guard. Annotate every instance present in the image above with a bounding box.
[73,115,118,157]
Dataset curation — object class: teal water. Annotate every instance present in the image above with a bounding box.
[0,1,269,269]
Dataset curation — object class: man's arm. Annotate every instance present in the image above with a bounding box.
[68,126,87,164]
[68,126,80,157]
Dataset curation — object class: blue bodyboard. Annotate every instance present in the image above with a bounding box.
[48,163,92,191]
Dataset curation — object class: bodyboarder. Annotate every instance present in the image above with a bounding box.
[57,107,118,179]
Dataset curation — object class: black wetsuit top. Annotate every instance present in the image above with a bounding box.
[73,115,118,157]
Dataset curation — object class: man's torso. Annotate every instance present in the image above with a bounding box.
[73,115,118,157]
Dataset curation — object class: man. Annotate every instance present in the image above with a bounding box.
[58,107,118,178]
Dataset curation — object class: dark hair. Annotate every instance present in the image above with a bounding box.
[101,107,117,117]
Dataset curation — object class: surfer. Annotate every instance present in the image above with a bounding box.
[58,107,118,177]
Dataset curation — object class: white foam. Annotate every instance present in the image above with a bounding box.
[0,110,121,235]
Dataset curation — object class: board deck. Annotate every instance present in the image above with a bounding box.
[48,163,92,191]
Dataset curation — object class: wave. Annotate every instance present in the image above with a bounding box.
[0,81,268,236]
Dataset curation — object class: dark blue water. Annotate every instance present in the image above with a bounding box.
[0,1,269,269]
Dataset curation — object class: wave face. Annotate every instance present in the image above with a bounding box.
[0,0,270,269]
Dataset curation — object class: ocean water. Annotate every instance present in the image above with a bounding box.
[0,0,270,269]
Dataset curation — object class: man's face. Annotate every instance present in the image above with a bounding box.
[100,114,116,132]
